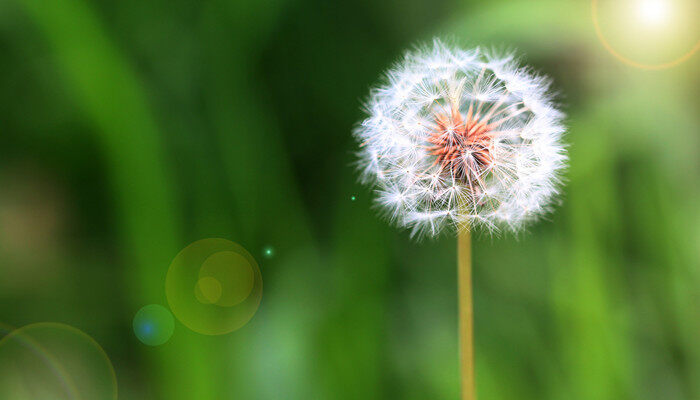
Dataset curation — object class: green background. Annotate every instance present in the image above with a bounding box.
[1,0,699,399]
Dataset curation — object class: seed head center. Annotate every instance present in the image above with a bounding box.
[427,105,494,182]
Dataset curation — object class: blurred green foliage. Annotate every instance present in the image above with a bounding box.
[0,0,698,399]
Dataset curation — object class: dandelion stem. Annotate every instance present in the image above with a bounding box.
[458,226,475,400]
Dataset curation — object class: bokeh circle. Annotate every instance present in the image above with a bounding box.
[0,322,117,400]
[166,238,263,335]
[133,304,175,346]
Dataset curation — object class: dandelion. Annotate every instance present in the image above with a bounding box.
[355,39,566,237]
[353,39,567,400]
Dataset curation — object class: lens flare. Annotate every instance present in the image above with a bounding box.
[195,276,223,304]
[166,239,263,335]
[592,0,700,69]
[0,323,117,400]
[133,304,175,346]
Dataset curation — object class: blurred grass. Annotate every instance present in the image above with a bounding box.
[1,0,699,399]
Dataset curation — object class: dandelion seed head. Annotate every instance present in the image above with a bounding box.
[354,39,567,238]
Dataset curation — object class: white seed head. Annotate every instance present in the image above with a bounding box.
[354,39,567,238]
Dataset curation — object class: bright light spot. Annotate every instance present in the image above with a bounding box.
[263,245,274,259]
[637,0,671,26]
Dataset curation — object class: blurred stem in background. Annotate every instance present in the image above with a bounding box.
[15,0,211,398]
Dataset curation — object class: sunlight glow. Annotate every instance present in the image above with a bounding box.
[637,0,671,26]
